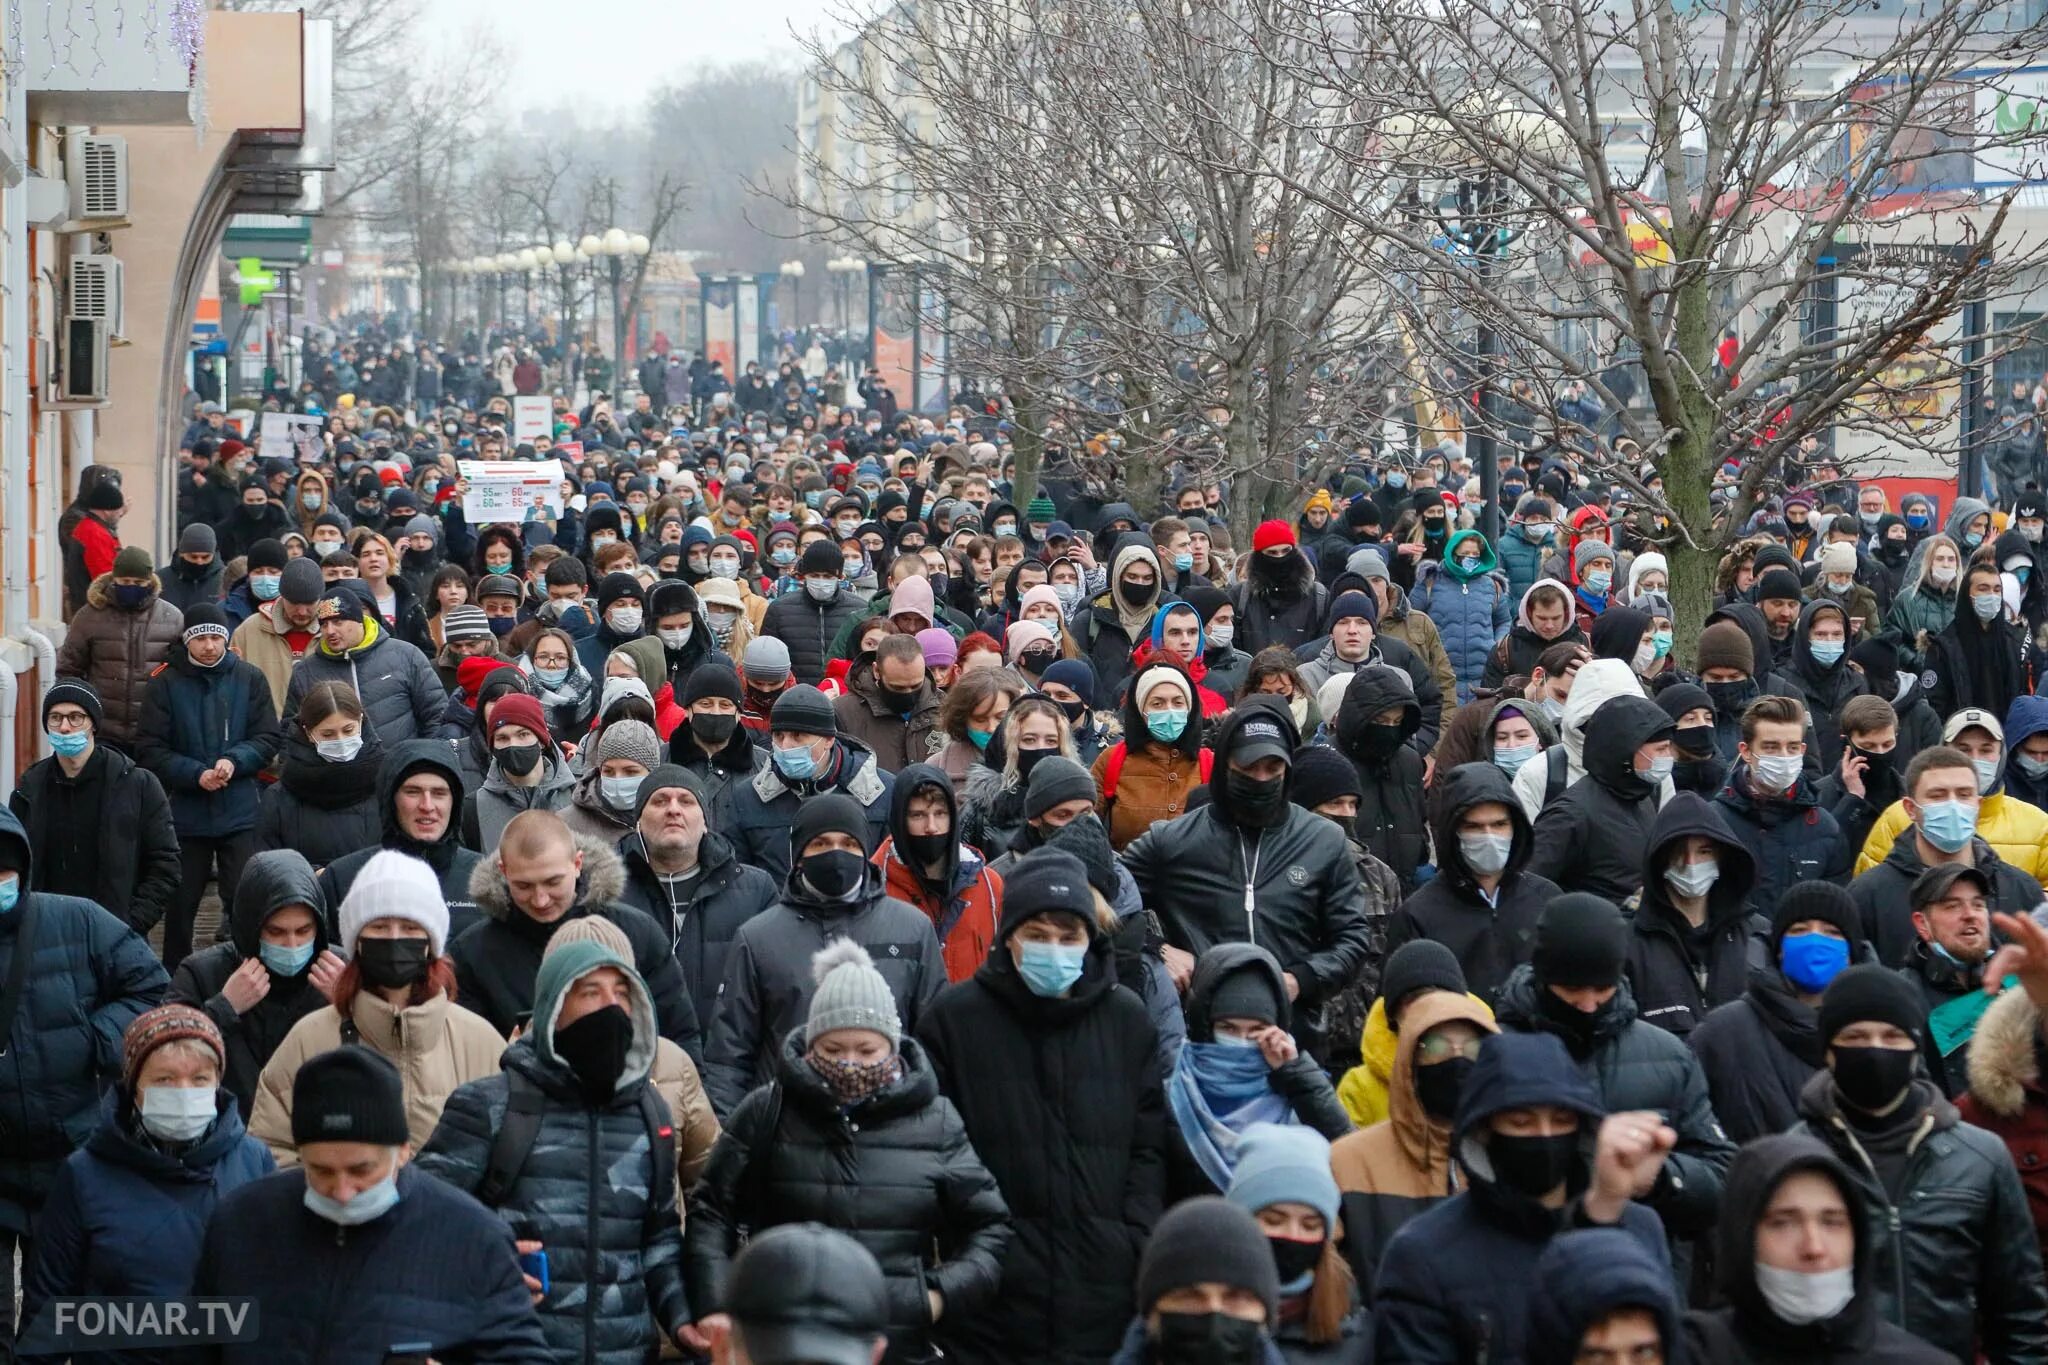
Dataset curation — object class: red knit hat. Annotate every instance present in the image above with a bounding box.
[457,655,515,706]
[487,693,552,747]
[122,1004,226,1095]
[1252,520,1297,552]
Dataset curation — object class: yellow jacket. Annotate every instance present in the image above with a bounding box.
[1855,791,2048,882]
[1336,990,1496,1128]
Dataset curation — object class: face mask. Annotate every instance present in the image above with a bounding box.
[1414,1054,1475,1123]
[1486,1130,1580,1198]
[552,1003,634,1104]
[1145,709,1189,743]
[658,626,694,650]
[607,607,644,635]
[0,878,17,914]
[139,1085,216,1143]
[1665,858,1719,899]
[1666,723,1711,757]
[1631,641,1657,674]
[1172,552,1194,573]
[355,936,432,991]
[113,583,152,609]
[1919,798,1976,852]
[1536,697,1564,723]
[1965,531,1985,548]
[1016,941,1088,997]
[1458,831,1513,876]
[601,776,642,810]
[590,533,618,552]
[1642,754,1674,785]
[1974,757,2001,794]
[496,743,542,778]
[1583,569,1612,595]
[2017,751,2048,780]
[483,614,517,639]
[1755,1262,1855,1326]
[1823,577,1852,598]
[687,711,738,748]
[771,546,796,566]
[304,1169,401,1227]
[805,576,840,602]
[2026,524,2046,544]
[1809,639,1844,667]
[1907,511,1931,529]
[1973,592,2003,621]
[1929,563,1957,587]
[1780,931,1850,994]
[1148,1311,1266,1365]
[993,522,1017,537]
[1752,752,1803,793]
[1830,1042,1918,1114]
[1494,740,1539,776]
[313,540,344,560]
[316,735,364,763]
[800,848,865,900]
[1224,769,1288,828]
[1705,678,1757,712]
[773,742,820,781]
[1050,582,1081,611]
[1522,521,1552,541]
[47,728,91,758]
[259,939,316,976]
[1648,629,1672,660]
[251,575,282,601]
[1267,1234,1323,1290]
[533,666,570,689]
[484,561,514,576]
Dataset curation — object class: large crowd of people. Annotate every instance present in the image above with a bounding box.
[20,319,2048,1362]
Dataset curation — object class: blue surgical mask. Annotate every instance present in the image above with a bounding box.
[0,877,17,913]
[1145,709,1190,742]
[251,575,281,601]
[259,939,316,976]
[1780,932,1850,994]
[1965,531,1984,549]
[1173,553,1194,573]
[771,546,796,566]
[773,742,819,781]
[47,728,91,758]
[1016,941,1088,998]
[1919,798,1977,853]
[1494,741,1539,776]
[1584,569,1612,595]
[601,775,642,809]
[1906,511,1930,529]
[533,666,570,689]
[1809,640,1844,667]
[304,1170,401,1227]
[139,1085,217,1143]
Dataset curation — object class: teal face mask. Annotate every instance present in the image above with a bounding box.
[1809,639,1845,667]
[47,729,90,758]
[0,877,17,913]
[1652,630,1673,659]
[967,726,996,752]
[1145,709,1190,742]
[259,940,316,976]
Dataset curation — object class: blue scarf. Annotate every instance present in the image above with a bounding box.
[1166,1040,1297,1191]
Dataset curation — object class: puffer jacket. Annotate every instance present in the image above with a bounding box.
[1797,1070,2048,1364]
[135,640,281,838]
[683,1034,1012,1364]
[1495,523,1555,605]
[1959,987,2048,1275]
[1854,788,2048,884]
[759,582,868,684]
[0,809,170,1235]
[1408,531,1511,703]
[454,832,701,1055]
[462,745,579,854]
[416,943,690,1365]
[169,850,334,1118]
[1525,691,1673,903]
[1851,833,2044,968]
[1625,794,1767,1038]
[20,1089,272,1365]
[1386,761,1556,1006]
[282,617,446,745]
[1331,662,1431,887]
[615,827,779,1015]
[712,736,894,883]
[1713,765,1854,916]
[1494,967,1734,1240]
[247,985,504,1164]
[319,739,486,945]
[1880,564,1957,669]
[917,907,1164,1365]
[8,745,180,934]
[1330,991,1498,1298]
[252,731,385,868]
[1688,964,1840,1144]
[54,572,186,743]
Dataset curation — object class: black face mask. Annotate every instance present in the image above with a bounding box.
[900,829,951,872]
[690,713,739,747]
[800,849,866,900]
[1831,1043,1919,1115]
[356,937,432,992]
[1414,1055,1476,1124]
[1224,768,1289,828]
[1536,986,1608,1048]
[1486,1130,1581,1198]
[1056,698,1088,728]
[1320,811,1357,842]
[1354,723,1407,762]
[1704,678,1757,714]
[1422,520,1447,543]
[496,743,542,778]
[1673,724,1715,757]
[1148,1312,1265,1365]
[1015,747,1053,782]
[1118,577,1159,609]
[241,503,269,519]
[553,1003,634,1105]
[1266,1235,1323,1285]
[1851,744,1895,785]
[1018,648,1056,677]
[879,685,923,714]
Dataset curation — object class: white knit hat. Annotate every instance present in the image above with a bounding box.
[338,850,450,957]
[804,940,901,1047]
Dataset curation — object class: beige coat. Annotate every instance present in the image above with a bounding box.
[248,988,506,1164]
[649,1037,721,1208]
[230,599,316,718]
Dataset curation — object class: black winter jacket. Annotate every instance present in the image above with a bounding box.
[614,828,779,1015]
[917,928,1164,1365]
[1330,663,1430,888]
[1526,693,1673,903]
[759,584,868,684]
[683,1034,1012,1364]
[1781,598,1870,772]
[1687,966,1833,1144]
[317,738,486,944]
[1712,766,1854,916]
[169,850,332,1119]
[1796,1072,2048,1364]
[1625,794,1766,1038]
[1899,938,1985,1100]
[1386,762,1556,1006]
[135,643,281,839]
[8,747,180,934]
[1851,834,2044,968]
[252,732,385,869]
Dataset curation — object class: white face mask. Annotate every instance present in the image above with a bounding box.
[316,734,363,763]
[1974,756,2001,794]
[658,625,694,650]
[1754,1262,1854,1326]
[1208,622,1235,651]
[313,540,344,559]
[1457,831,1513,876]
[1631,640,1657,674]
[804,576,839,602]
[608,606,643,634]
[1929,562,1958,588]
[1664,858,1719,899]
[1751,752,1803,793]
[708,558,741,580]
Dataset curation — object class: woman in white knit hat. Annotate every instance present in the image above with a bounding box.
[246,849,502,1164]
[682,940,1012,1364]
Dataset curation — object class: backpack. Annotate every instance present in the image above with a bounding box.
[1541,745,1571,811]
[477,1069,676,1242]
[1100,742,1213,800]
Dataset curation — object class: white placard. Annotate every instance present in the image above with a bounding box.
[513,395,552,442]
[259,412,325,463]
[460,459,563,523]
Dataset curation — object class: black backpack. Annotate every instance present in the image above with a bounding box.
[477,1070,677,1240]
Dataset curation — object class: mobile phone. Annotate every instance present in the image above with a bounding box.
[520,1248,551,1296]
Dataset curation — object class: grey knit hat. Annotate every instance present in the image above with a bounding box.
[403,513,437,539]
[1574,539,1615,576]
[280,556,326,605]
[592,719,662,773]
[442,604,492,645]
[743,635,793,686]
[804,940,901,1047]
[771,684,838,739]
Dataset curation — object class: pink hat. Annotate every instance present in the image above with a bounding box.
[916,626,958,667]
[1005,619,1058,664]
[1019,584,1064,618]
[887,575,935,628]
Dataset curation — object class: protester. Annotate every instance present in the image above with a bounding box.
[283,578,445,744]
[1111,1197,1285,1365]
[668,660,766,803]
[56,545,186,751]
[1526,691,1677,902]
[1712,694,1854,911]
[1094,657,1213,851]
[1625,792,1764,1038]
[463,692,579,852]
[876,761,1003,982]
[717,683,894,881]
[319,739,484,942]
[714,1222,891,1365]
[253,680,385,866]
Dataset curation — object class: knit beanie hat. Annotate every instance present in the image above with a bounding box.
[442,604,492,645]
[635,763,707,822]
[597,571,645,613]
[1289,744,1361,812]
[43,678,103,729]
[1039,657,1096,708]
[1226,1123,1340,1227]
[1819,542,1858,576]
[600,676,653,717]
[85,479,125,511]
[804,941,902,1047]
[1756,568,1805,604]
[181,602,231,646]
[315,580,373,625]
[1182,583,1231,627]
[1018,584,1064,619]
[799,541,843,576]
[742,636,793,686]
[1024,756,1097,821]
[1132,665,1191,712]
[1026,492,1058,523]
[1573,539,1615,578]
[247,539,288,574]
[1818,963,1925,1047]
[1695,621,1755,676]
[488,692,552,748]
[280,555,325,605]
[791,791,874,863]
[1137,1197,1281,1324]
[292,1047,409,1148]
[1328,589,1377,627]
[1208,963,1283,1027]
[1252,520,1297,552]
[682,662,743,707]
[1532,893,1629,989]
[121,1004,226,1096]
[1006,619,1059,664]
[113,546,154,579]
[998,848,1099,938]
[542,913,634,962]
[915,627,958,668]
[177,522,217,556]
[1347,546,1390,581]
[1655,683,1713,729]
[593,719,661,775]
[1379,939,1469,1029]
[337,850,450,957]
[771,683,838,738]
[1769,881,1862,954]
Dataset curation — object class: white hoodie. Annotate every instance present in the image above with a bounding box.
[1511,657,1674,822]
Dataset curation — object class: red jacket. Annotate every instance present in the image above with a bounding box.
[873,838,1002,984]
[71,513,119,581]
[1956,988,2048,1271]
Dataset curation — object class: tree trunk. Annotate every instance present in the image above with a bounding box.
[1657,273,1723,667]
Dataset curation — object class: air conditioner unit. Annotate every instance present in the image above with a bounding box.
[57,319,110,403]
[63,133,128,223]
[66,255,124,336]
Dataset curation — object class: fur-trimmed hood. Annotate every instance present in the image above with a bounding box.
[468,830,628,921]
[1965,985,2043,1119]
[86,569,163,609]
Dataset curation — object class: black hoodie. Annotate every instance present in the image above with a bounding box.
[647,578,723,692]
[317,738,484,944]
[1783,597,1869,771]
[1625,793,1766,1039]
[1333,663,1429,886]
[1525,693,1673,903]
[168,848,332,1118]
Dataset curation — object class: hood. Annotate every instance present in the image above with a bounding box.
[1944,495,1991,547]
[1792,596,1852,677]
[1580,693,1672,798]
[1516,576,1574,633]
[468,831,628,921]
[229,848,329,959]
[1712,1132,1878,1338]
[612,635,670,691]
[1183,942,1292,1039]
[1333,663,1420,760]
[1964,985,2044,1119]
[1441,528,1498,580]
[1703,602,1775,681]
[1208,698,1301,828]
[886,761,960,895]
[378,738,466,854]
[1558,658,1642,770]
[1639,792,1757,929]
[1451,1030,1604,1193]
[1524,1228,1680,1365]
[1481,696,1557,759]
[0,806,32,886]
[528,937,657,1094]
[1386,989,1498,1175]
[2008,694,2048,754]
[1430,761,1534,894]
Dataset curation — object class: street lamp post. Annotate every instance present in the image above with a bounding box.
[827,255,866,334]
[779,259,806,333]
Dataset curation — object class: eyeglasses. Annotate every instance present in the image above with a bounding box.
[1414,1033,1488,1065]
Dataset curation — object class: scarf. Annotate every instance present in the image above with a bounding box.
[808,1052,902,1107]
[1166,1040,1298,1191]
[278,734,384,809]
[532,664,596,738]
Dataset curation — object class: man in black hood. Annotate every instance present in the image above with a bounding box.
[319,739,484,944]
[1331,663,1430,889]
[648,578,722,695]
[1121,698,1369,1060]
[1625,793,1763,1039]
[1527,693,1675,904]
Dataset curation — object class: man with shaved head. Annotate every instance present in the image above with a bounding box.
[450,808,703,1059]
